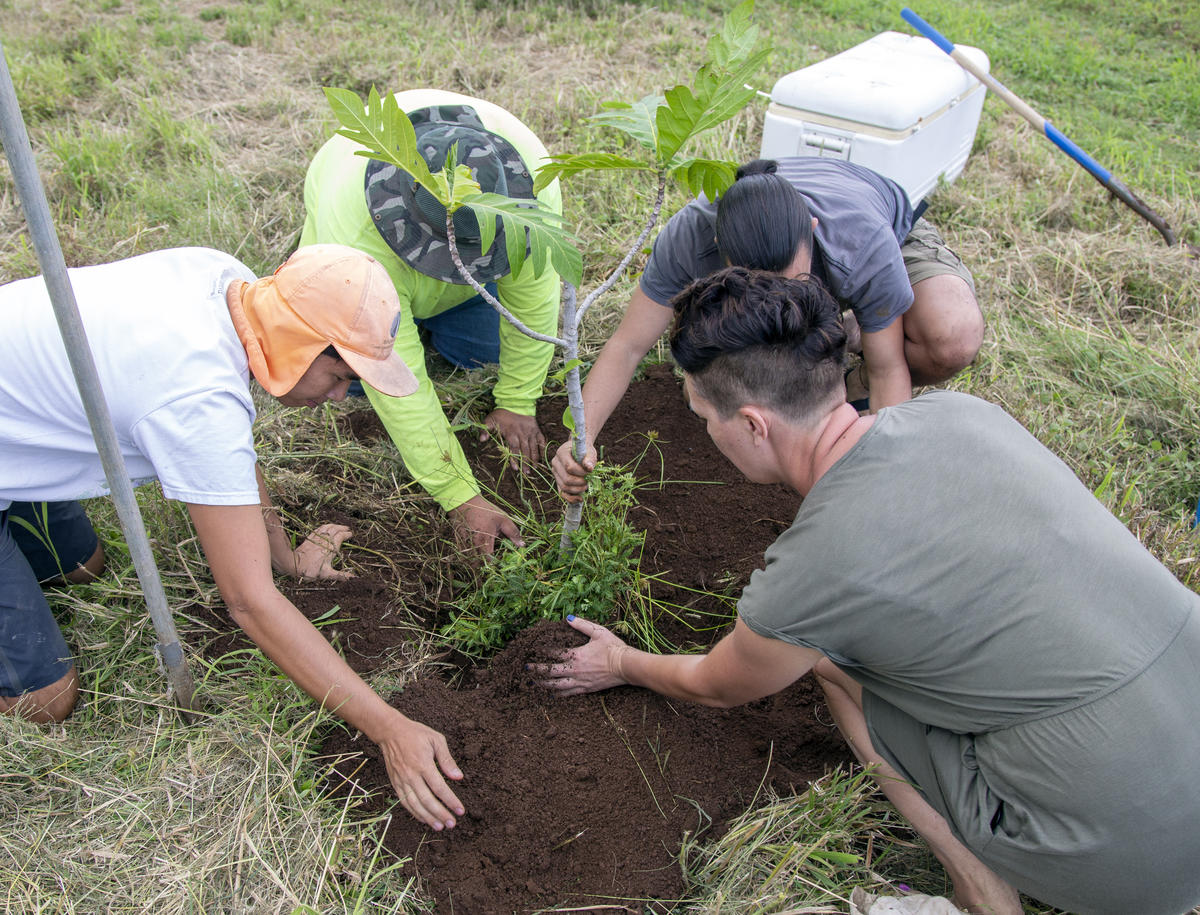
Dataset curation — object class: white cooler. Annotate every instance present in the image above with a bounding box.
[760,31,990,205]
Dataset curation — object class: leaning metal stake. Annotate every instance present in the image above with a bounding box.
[0,41,199,718]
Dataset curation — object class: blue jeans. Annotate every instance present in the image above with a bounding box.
[350,283,500,396]
[0,502,93,695]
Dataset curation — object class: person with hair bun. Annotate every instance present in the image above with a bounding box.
[553,157,981,503]
[539,266,1200,915]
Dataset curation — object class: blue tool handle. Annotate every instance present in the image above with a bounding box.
[901,8,955,54]
[1043,122,1112,183]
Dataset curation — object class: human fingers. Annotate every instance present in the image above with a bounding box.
[496,515,525,549]
[511,430,544,472]
[472,525,497,556]
[410,738,467,826]
[311,522,353,544]
[382,729,465,830]
[295,526,354,579]
[565,615,612,640]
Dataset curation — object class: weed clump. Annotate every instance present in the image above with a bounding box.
[441,464,646,655]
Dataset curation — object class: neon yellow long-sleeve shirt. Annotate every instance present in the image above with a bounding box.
[299,90,563,511]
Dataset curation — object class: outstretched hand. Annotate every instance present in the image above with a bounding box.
[535,616,632,696]
[378,713,466,831]
[293,523,353,580]
[552,440,598,503]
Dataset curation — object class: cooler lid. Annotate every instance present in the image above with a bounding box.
[770,31,990,131]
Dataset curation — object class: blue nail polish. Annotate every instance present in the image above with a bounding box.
[567,614,576,622]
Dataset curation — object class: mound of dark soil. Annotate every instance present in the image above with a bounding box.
[324,619,844,913]
[204,363,850,912]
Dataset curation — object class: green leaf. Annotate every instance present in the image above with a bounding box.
[709,0,758,69]
[653,52,767,163]
[666,156,739,200]
[533,152,654,194]
[587,95,663,151]
[458,193,583,287]
[550,357,585,383]
[323,86,441,202]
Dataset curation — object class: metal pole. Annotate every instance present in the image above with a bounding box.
[0,42,197,715]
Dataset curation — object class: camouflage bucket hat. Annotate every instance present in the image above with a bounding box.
[364,104,535,285]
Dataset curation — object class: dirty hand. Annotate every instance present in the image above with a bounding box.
[378,712,465,831]
[292,523,353,580]
[552,439,598,503]
[449,494,524,556]
[536,616,633,696]
[480,408,545,472]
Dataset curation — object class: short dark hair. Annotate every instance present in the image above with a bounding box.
[715,159,813,272]
[669,267,845,422]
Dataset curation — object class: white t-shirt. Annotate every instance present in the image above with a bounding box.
[0,248,260,511]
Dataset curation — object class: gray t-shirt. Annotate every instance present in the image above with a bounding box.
[738,391,1200,912]
[640,158,914,332]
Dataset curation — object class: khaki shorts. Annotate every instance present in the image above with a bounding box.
[901,218,976,295]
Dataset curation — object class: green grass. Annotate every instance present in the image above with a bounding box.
[1,0,1198,911]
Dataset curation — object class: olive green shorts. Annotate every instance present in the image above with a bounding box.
[901,218,976,295]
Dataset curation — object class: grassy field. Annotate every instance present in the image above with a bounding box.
[1,0,1198,911]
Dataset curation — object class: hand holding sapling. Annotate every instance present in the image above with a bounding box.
[552,441,598,503]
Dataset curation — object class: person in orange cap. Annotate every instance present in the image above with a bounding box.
[0,244,465,831]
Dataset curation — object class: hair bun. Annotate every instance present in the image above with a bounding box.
[734,158,779,181]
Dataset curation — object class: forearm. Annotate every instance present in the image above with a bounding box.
[363,383,480,511]
[616,648,745,709]
[865,359,913,411]
[860,320,913,412]
[230,589,404,743]
[255,465,298,576]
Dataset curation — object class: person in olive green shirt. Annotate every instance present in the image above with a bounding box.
[301,89,563,553]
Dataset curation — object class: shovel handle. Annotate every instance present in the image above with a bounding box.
[901,8,1179,248]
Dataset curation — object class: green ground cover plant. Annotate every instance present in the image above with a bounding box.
[1,0,1197,911]
[441,464,649,655]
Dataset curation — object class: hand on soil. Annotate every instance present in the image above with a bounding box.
[551,440,597,503]
[380,715,465,831]
[450,495,524,555]
[293,523,354,580]
[480,408,546,472]
[534,616,631,695]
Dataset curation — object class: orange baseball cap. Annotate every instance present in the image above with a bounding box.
[228,244,418,398]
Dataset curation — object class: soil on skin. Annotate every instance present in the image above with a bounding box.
[207,363,851,913]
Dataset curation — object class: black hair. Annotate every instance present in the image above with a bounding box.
[715,159,814,272]
[669,266,845,422]
[321,344,340,360]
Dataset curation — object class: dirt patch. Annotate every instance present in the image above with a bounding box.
[206,363,849,912]
[323,620,844,913]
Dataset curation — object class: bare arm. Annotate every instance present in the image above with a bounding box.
[187,501,465,830]
[539,616,822,708]
[860,318,913,412]
[552,287,673,499]
[256,464,353,580]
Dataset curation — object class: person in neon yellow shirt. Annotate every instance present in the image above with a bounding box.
[301,89,563,554]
